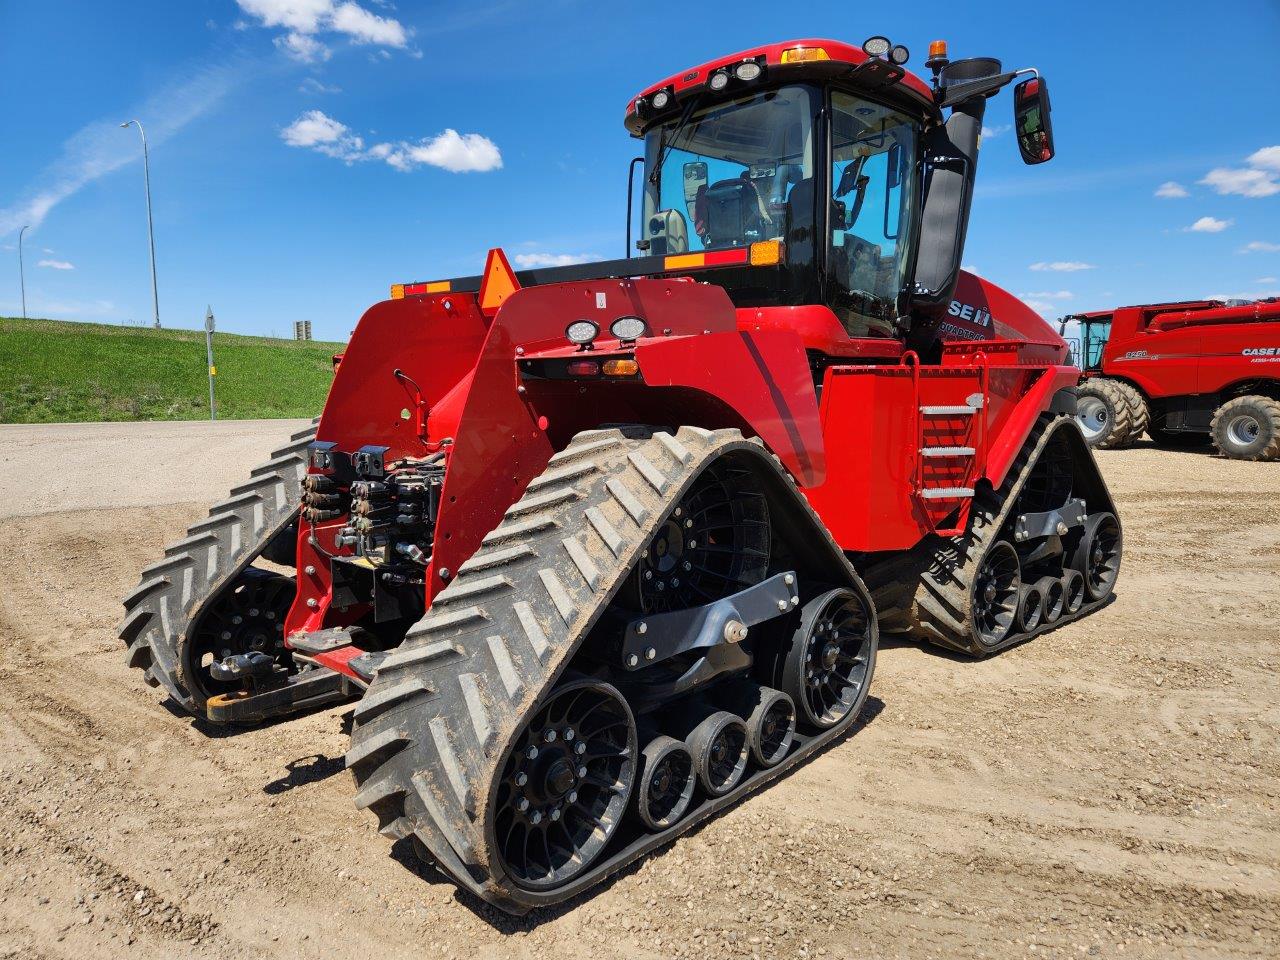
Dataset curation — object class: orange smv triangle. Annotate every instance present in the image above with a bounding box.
[478,247,520,317]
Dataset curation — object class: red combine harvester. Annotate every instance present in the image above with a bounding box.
[1064,299,1280,460]
[120,36,1122,913]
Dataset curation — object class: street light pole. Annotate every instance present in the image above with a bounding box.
[120,119,160,329]
[17,224,28,320]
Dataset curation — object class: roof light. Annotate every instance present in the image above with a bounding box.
[610,316,647,341]
[651,88,672,110]
[708,70,730,91]
[862,36,891,58]
[602,358,639,377]
[779,46,828,64]
[890,44,910,65]
[928,39,948,60]
[734,60,763,81]
[749,239,785,267]
[566,319,599,347]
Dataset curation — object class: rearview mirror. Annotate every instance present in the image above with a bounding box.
[1013,76,1054,164]
[682,161,707,203]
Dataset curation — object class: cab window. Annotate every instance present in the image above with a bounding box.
[828,93,918,337]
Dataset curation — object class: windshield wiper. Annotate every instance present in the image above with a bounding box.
[648,93,704,186]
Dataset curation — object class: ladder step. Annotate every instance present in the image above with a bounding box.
[920,405,977,415]
[921,446,976,458]
[920,486,975,500]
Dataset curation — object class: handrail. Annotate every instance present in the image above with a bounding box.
[901,350,922,494]
[972,350,990,479]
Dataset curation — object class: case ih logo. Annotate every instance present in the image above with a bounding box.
[1242,347,1280,357]
[946,300,994,327]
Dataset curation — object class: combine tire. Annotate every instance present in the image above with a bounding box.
[862,414,1121,657]
[1076,379,1144,449]
[346,427,878,913]
[118,420,317,715]
[1210,395,1280,461]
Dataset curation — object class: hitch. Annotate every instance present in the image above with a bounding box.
[206,659,356,724]
[620,571,800,670]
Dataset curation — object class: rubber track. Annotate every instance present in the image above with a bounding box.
[117,420,317,713]
[867,414,1116,656]
[346,427,866,913]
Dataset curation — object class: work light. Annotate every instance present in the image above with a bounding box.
[708,70,729,91]
[651,88,672,110]
[734,60,762,81]
[890,44,910,65]
[566,320,600,347]
[610,316,647,342]
[862,36,890,58]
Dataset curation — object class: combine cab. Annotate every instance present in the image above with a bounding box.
[120,36,1122,912]
[1065,298,1280,460]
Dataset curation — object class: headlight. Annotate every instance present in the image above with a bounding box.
[708,70,729,91]
[651,88,671,110]
[609,316,647,341]
[734,60,762,81]
[566,319,599,346]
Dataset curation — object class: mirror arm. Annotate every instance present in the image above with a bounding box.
[625,156,644,260]
[939,67,1037,108]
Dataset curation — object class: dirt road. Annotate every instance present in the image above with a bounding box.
[0,421,1276,959]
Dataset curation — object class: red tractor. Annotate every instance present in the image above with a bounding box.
[120,36,1122,913]
[1065,298,1280,460]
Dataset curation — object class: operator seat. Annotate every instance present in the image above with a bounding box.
[704,175,771,247]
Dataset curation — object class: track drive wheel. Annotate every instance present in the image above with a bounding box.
[491,678,637,891]
[780,588,875,730]
[1210,395,1280,461]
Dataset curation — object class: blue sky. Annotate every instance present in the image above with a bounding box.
[2,0,1278,340]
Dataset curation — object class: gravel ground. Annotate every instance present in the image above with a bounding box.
[0,421,1275,959]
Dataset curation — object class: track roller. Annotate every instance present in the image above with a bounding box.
[684,710,749,797]
[1062,569,1086,614]
[634,735,696,830]
[780,587,874,730]
[1035,575,1065,623]
[1017,583,1045,632]
[1073,511,1122,601]
[712,681,796,768]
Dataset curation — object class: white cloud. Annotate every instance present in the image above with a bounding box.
[1256,276,1277,283]
[1187,216,1232,233]
[1239,240,1280,253]
[38,259,74,270]
[280,111,502,173]
[1154,181,1189,198]
[1200,166,1280,198]
[275,31,330,62]
[1247,146,1280,172]
[1021,299,1061,318]
[237,0,409,59]
[0,59,243,237]
[980,124,1011,139]
[1022,290,1073,300]
[299,77,341,94]
[1029,261,1095,272]
[513,252,601,269]
[961,263,979,274]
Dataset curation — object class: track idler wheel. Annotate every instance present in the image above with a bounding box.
[491,678,637,891]
[972,541,1021,649]
[183,568,295,705]
[780,587,874,730]
[685,711,749,797]
[1073,512,1122,601]
[634,735,696,831]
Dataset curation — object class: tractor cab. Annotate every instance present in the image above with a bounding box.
[626,37,1057,348]
[1061,312,1112,371]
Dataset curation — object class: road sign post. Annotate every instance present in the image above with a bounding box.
[205,306,217,421]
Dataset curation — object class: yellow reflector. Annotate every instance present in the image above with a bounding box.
[780,46,829,64]
[424,281,450,293]
[390,283,405,299]
[602,358,639,377]
[750,239,784,267]
[664,253,705,270]
[209,365,217,376]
